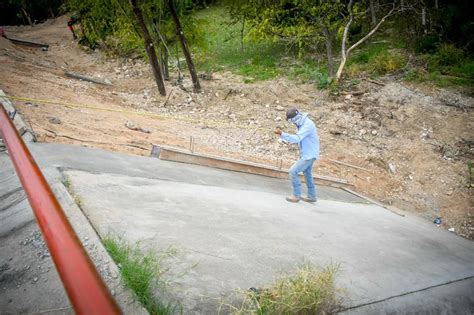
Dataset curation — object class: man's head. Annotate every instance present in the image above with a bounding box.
[286,107,301,124]
[286,107,298,120]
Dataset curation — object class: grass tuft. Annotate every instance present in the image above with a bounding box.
[232,263,343,315]
[103,236,177,315]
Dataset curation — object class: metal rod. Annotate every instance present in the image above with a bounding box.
[0,103,121,314]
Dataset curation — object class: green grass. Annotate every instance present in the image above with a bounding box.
[231,263,343,314]
[194,5,329,86]
[103,236,177,315]
[194,5,283,82]
[61,175,71,189]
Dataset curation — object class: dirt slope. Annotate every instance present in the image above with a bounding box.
[1,16,472,239]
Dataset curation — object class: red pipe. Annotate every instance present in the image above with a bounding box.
[0,103,121,314]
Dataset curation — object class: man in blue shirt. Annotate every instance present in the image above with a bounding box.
[275,107,320,203]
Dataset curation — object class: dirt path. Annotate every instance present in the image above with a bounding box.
[1,16,472,239]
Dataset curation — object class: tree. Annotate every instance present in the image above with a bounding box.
[336,0,399,81]
[167,0,201,92]
[129,0,167,96]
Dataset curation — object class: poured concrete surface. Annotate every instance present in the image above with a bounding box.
[65,169,474,314]
[2,143,473,314]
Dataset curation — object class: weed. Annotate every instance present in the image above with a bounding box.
[371,51,407,74]
[61,175,71,189]
[103,236,178,315]
[231,263,343,314]
[74,196,82,207]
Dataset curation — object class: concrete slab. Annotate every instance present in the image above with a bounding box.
[62,162,473,313]
[2,142,473,314]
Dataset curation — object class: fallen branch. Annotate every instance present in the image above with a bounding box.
[364,78,385,86]
[6,36,49,49]
[329,159,372,173]
[64,71,113,86]
[341,90,368,96]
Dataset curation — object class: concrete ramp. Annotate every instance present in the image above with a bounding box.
[24,143,470,314]
[2,143,473,313]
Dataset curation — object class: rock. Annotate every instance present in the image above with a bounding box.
[48,117,61,124]
[446,190,453,196]
[360,129,367,135]
[448,227,455,232]
[371,130,378,136]
[276,105,284,111]
[125,121,151,134]
[229,114,236,120]
[274,117,282,122]
[388,163,396,174]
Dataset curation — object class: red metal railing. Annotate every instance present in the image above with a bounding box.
[0,103,121,314]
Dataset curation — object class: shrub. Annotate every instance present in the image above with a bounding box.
[372,51,407,74]
[430,43,465,68]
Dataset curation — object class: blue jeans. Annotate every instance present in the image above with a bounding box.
[289,158,316,198]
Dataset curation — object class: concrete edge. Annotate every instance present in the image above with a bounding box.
[341,187,406,217]
[153,144,352,187]
[338,276,474,314]
[45,167,148,315]
[0,90,35,143]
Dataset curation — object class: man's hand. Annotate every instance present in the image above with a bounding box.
[274,127,282,136]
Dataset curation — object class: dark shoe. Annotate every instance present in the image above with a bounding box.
[286,195,301,203]
[301,196,317,203]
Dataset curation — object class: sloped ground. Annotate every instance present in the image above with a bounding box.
[0,16,472,238]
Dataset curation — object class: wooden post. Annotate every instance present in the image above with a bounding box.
[167,0,202,93]
[129,0,166,96]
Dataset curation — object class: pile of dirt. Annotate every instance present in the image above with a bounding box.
[1,16,472,239]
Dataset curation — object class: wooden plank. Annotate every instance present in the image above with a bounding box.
[153,145,351,186]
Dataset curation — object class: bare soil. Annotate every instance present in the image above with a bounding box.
[1,16,473,239]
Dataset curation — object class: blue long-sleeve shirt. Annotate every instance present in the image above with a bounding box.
[280,113,320,160]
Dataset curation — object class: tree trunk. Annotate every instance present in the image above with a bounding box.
[163,49,170,80]
[21,8,33,26]
[421,1,427,34]
[240,18,245,52]
[336,2,396,82]
[322,27,335,79]
[369,0,376,27]
[167,0,201,93]
[129,0,166,96]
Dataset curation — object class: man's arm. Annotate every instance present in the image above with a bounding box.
[280,124,311,144]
